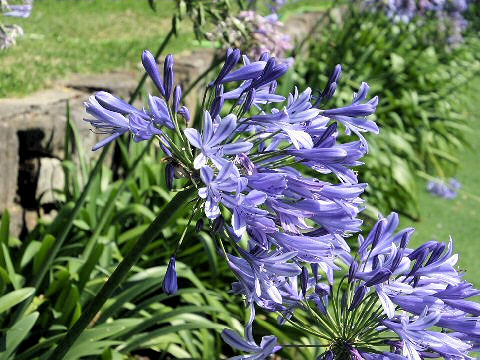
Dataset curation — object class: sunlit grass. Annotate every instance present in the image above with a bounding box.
[0,0,329,98]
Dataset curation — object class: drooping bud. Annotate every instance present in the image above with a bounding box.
[348,261,358,283]
[300,266,309,297]
[162,256,178,295]
[341,290,348,315]
[210,95,224,119]
[241,88,255,114]
[212,216,224,233]
[178,105,191,124]
[311,263,319,282]
[165,162,175,190]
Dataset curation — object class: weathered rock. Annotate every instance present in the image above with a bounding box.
[0,122,18,211]
[6,204,23,238]
[24,210,38,233]
[59,71,139,100]
[36,157,65,205]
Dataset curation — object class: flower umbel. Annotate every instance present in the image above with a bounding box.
[83,47,478,359]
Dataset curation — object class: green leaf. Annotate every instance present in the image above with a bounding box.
[0,288,35,315]
[0,311,38,360]
[33,235,55,274]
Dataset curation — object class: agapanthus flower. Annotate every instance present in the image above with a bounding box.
[272,213,480,360]
[83,46,378,355]
[361,0,470,43]
[82,47,477,359]
[2,0,33,18]
[0,23,22,50]
[206,11,293,60]
[427,177,461,199]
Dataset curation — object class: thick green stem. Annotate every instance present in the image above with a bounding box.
[51,187,195,360]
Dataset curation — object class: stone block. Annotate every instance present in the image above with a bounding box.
[36,157,65,205]
[0,122,19,212]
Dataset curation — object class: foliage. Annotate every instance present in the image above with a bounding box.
[0,119,242,359]
[296,4,480,220]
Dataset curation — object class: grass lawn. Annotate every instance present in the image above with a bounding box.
[0,0,330,98]
[400,77,480,286]
[0,0,192,97]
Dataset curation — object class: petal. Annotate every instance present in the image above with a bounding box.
[210,114,237,146]
[233,208,247,236]
[245,190,267,206]
[221,329,259,352]
[283,128,313,149]
[184,128,203,149]
[200,166,214,184]
[222,142,253,155]
[203,111,214,144]
[193,153,207,169]
[92,131,125,151]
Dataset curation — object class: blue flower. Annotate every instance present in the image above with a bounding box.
[384,310,473,359]
[221,328,281,360]
[85,96,130,150]
[184,111,253,169]
[198,162,246,219]
[85,95,161,150]
[427,177,461,199]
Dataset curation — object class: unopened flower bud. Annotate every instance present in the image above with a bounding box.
[165,162,175,190]
[163,54,174,101]
[173,85,182,113]
[212,216,224,233]
[300,266,309,297]
[142,50,165,97]
[162,256,178,295]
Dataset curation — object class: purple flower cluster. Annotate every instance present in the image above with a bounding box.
[83,48,479,359]
[1,0,33,51]
[364,0,470,43]
[2,0,33,18]
[0,23,23,50]
[427,177,461,199]
[343,213,480,359]
[206,11,293,61]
